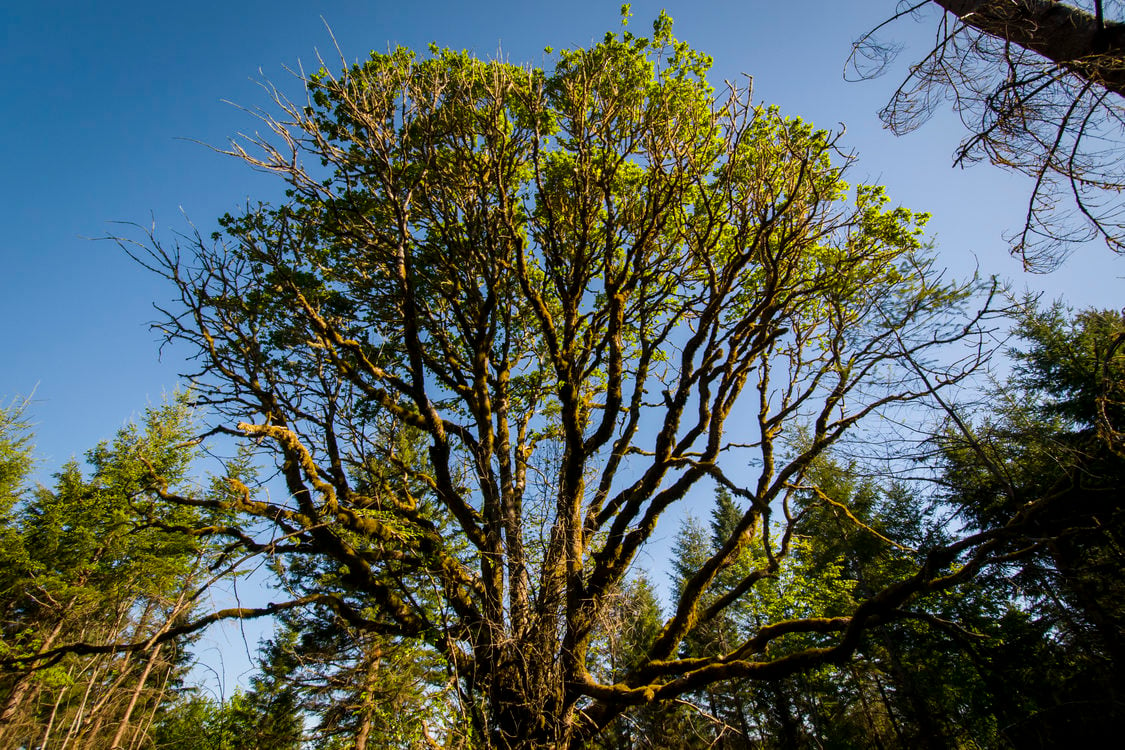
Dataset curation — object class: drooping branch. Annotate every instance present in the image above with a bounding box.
[852,1,1125,267]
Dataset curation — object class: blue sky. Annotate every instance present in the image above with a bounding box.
[3,0,1124,693]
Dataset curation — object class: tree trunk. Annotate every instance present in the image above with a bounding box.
[487,662,573,749]
[131,667,173,750]
[874,672,909,747]
[39,677,70,750]
[353,649,380,750]
[850,666,889,750]
[108,642,163,749]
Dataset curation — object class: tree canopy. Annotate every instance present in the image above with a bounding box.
[111,14,1026,745]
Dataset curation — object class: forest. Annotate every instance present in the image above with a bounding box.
[2,3,1124,748]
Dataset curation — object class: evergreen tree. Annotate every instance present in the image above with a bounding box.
[938,304,1125,745]
[0,397,224,749]
[589,573,705,749]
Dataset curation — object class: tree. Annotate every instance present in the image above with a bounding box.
[255,574,463,748]
[0,399,35,740]
[851,1,1125,268]
[587,572,705,748]
[118,11,1018,747]
[0,397,222,749]
[664,493,860,749]
[942,304,1125,649]
[152,684,302,750]
[787,460,1009,750]
[936,304,1125,743]
[659,456,1076,749]
[0,399,34,616]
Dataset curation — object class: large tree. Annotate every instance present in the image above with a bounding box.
[852,1,1125,268]
[114,13,1026,747]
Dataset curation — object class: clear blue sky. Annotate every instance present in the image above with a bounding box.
[3,0,1121,473]
[2,0,1123,693]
